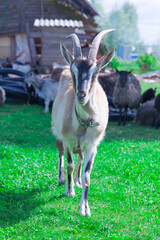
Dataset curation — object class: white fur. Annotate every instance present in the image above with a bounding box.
[25,72,59,112]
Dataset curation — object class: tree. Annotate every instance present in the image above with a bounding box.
[109,2,139,49]
[91,1,140,50]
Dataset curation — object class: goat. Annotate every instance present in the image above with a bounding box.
[51,30,114,216]
[112,70,141,125]
[1,57,31,74]
[135,100,156,126]
[0,87,6,107]
[155,93,160,128]
[140,88,156,104]
[25,71,59,112]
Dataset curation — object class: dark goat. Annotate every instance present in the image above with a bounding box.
[155,94,160,128]
[140,88,156,104]
[98,72,117,97]
[112,70,141,125]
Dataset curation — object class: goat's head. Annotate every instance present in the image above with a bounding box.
[25,71,36,87]
[116,70,132,88]
[60,30,114,105]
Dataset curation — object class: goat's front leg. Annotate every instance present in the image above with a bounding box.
[123,107,128,126]
[65,149,75,197]
[44,99,50,113]
[74,151,84,187]
[118,108,122,125]
[56,140,65,185]
[79,147,97,216]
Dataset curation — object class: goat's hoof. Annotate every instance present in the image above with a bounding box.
[79,202,91,216]
[58,179,66,186]
[74,180,82,188]
[79,206,91,216]
[58,178,66,186]
[65,188,75,198]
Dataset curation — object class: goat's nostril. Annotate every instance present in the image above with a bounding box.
[77,91,86,99]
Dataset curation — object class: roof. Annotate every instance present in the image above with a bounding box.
[59,0,100,18]
[34,19,84,28]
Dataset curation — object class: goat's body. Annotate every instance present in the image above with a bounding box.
[135,100,156,126]
[112,71,141,125]
[52,70,108,149]
[25,73,59,112]
[12,63,31,73]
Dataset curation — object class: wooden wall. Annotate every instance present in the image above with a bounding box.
[0,0,88,37]
[41,28,74,65]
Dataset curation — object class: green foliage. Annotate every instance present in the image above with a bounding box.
[109,2,139,49]
[137,53,160,72]
[107,52,160,74]
[92,1,140,50]
[108,56,120,70]
[0,104,160,239]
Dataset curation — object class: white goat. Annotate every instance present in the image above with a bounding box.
[25,72,59,112]
[12,63,31,73]
[51,30,114,216]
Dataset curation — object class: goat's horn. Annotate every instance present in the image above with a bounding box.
[88,29,115,60]
[66,34,82,59]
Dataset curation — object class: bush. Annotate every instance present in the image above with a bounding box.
[136,53,159,72]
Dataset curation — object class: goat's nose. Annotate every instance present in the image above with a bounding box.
[77,91,86,100]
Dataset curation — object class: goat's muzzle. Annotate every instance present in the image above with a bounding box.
[77,91,87,104]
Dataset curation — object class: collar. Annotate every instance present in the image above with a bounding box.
[75,107,99,128]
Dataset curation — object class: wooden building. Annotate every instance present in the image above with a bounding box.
[0,0,100,67]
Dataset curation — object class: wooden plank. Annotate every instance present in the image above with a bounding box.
[26,22,37,64]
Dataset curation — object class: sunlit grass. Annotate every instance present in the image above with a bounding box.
[0,104,159,239]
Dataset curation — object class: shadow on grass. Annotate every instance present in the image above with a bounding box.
[0,186,65,228]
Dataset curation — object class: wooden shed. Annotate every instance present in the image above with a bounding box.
[0,0,100,68]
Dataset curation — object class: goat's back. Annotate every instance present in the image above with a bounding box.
[135,100,156,125]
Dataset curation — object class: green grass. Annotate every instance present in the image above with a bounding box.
[0,104,160,239]
[140,81,160,95]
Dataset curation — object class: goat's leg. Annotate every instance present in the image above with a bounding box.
[44,99,50,113]
[118,108,122,125]
[74,151,84,187]
[65,149,75,197]
[123,107,128,126]
[79,147,97,216]
[55,140,65,185]
[155,111,159,129]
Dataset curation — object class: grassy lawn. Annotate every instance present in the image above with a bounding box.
[0,103,159,240]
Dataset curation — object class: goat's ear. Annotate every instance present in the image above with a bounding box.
[60,42,74,66]
[97,48,114,71]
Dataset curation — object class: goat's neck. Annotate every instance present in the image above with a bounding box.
[75,90,98,122]
[33,77,43,89]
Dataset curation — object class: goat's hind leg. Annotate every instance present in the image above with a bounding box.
[65,149,75,197]
[74,151,84,187]
[55,139,65,185]
[44,99,50,113]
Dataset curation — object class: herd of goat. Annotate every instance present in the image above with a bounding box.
[0,29,160,216]
[1,59,159,128]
